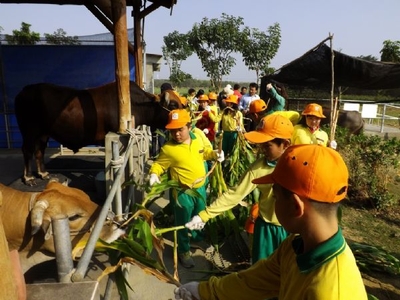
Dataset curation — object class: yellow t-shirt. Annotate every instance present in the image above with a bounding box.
[291,124,329,146]
[198,229,368,300]
[149,131,216,188]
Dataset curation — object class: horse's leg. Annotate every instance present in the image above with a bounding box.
[21,141,36,186]
[35,136,50,181]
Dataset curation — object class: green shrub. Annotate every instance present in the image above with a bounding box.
[334,127,400,210]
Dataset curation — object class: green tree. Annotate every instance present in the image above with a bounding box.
[188,13,247,89]
[380,40,400,63]
[357,55,378,62]
[162,30,193,88]
[44,28,80,45]
[5,22,40,45]
[241,23,281,84]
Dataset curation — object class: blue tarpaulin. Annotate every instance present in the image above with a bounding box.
[0,44,135,148]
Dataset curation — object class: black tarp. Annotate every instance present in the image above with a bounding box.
[262,42,400,90]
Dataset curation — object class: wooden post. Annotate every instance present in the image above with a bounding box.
[329,33,339,141]
[111,0,131,133]
[133,0,144,88]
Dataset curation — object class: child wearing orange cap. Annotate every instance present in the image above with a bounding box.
[246,99,301,132]
[292,103,330,146]
[175,145,368,300]
[186,114,294,263]
[148,109,224,268]
[195,94,216,144]
[245,99,269,131]
[207,92,220,134]
[220,94,244,156]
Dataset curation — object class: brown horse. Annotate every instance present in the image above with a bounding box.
[14,81,181,185]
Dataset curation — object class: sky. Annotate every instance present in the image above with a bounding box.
[0,0,399,82]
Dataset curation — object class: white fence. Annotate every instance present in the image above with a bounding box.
[288,99,400,133]
[343,102,400,133]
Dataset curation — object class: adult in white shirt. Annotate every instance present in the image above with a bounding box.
[239,82,260,113]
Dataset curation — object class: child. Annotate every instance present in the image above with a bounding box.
[175,145,368,300]
[186,114,294,263]
[207,92,220,136]
[292,103,329,146]
[148,109,223,268]
[195,94,216,145]
[220,94,243,156]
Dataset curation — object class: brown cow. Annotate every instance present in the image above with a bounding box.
[0,180,123,273]
[14,81,182,185]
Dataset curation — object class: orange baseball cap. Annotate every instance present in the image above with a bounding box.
[302,103,326,118]
[197,94,209,102]
[179,96,188,106]
[252,145,348,203]
[244,114,294,143]
[165,109,191,129]
[208,92,218,100]
[249,99,267,113]
[225,94,238,104]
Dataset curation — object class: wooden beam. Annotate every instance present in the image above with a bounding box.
[111,0,131,132]
[132,1,143,88]
[86,2,136,55]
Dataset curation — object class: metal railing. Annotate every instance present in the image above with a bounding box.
[49,127,149,297]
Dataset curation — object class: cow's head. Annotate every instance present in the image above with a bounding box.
[150,90,183,129]
[27,180,123,254]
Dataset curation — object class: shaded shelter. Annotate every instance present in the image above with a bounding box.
[261,41,400,91]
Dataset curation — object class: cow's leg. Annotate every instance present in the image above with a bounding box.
[35,136,50,180]
[21,142,36,186]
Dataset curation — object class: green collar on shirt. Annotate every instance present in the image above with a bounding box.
[189,131,197,139]
[265,159,277,167]
[171,130,197,145]
[293,227,346,273]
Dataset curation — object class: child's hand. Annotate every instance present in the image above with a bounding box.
[330,140,337,150]
[174,282,200,300]
[214,150,225,162]
[149,173,160,186]
[185,215,205,230]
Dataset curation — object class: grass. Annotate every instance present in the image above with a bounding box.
[339,135,400,300]
[341,203,400,300]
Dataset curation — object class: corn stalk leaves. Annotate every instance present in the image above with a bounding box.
[350,242,400,276]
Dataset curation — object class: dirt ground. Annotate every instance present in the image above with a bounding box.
[3,147,400,300]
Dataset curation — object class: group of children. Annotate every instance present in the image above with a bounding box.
[149,83,366,299]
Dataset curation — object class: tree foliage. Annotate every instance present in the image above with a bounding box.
[241,23,281,84]
[380,40,400,63]
[162,30,193,88]
[5,22,40,45]
[188,13,246,89]
[357,55,378,62]
[44,28,80,45]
